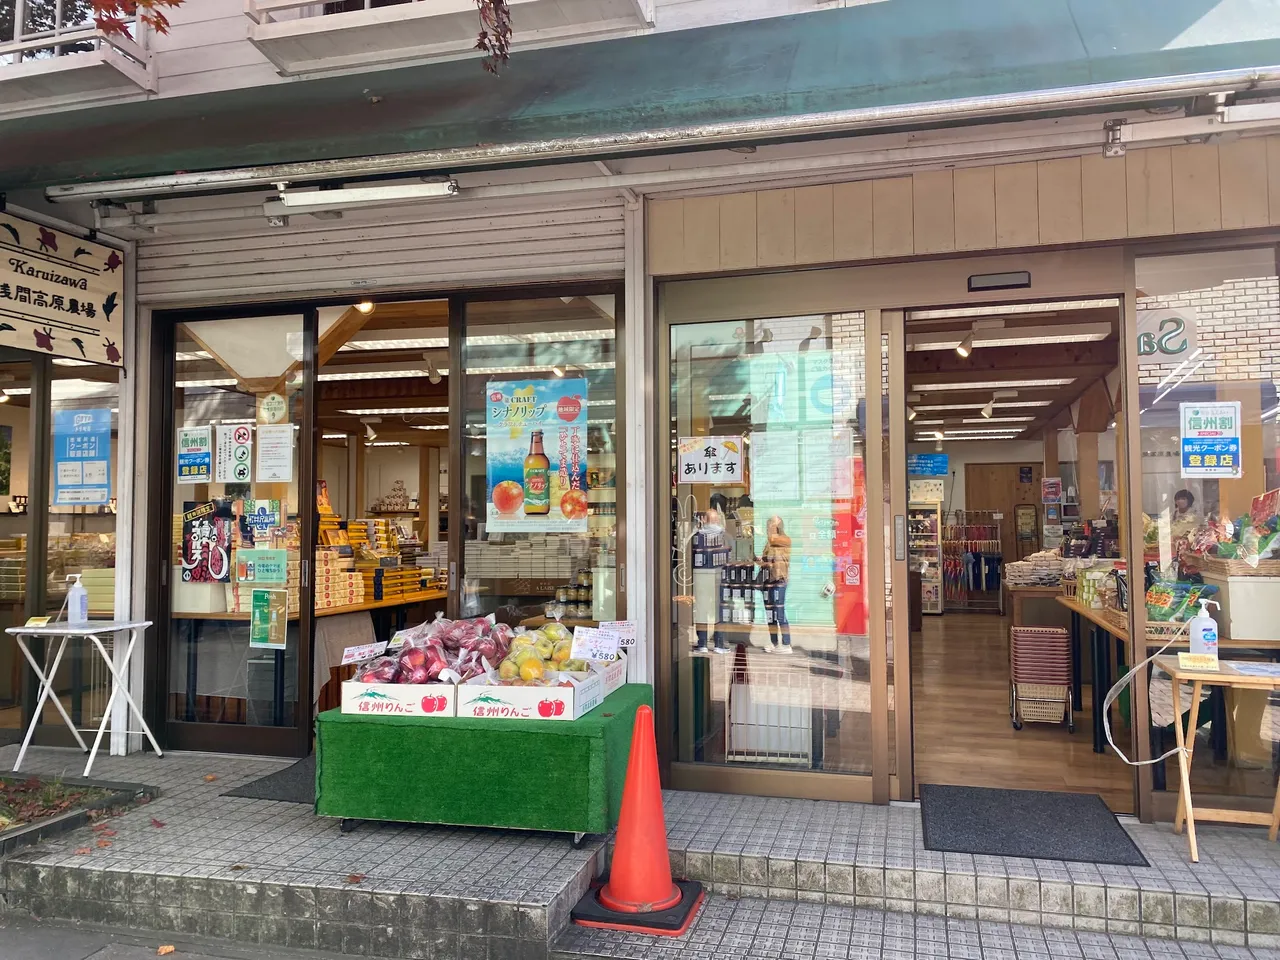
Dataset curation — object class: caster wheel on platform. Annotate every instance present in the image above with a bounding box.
[340,818,362,834]
[571,832,593,850]
[1068,722,1076,734]
[1012,719,1023,731]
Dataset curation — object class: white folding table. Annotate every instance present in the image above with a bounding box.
[5,620,160,777]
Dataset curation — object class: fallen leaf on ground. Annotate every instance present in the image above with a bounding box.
[150,818,166,829]
[74,847,91,856]
[229,864,245,871]
[96,839,112,848]
[344,873,366,884]
[202,774,218,783]
[97,828,117,837]
[157,946,175,956]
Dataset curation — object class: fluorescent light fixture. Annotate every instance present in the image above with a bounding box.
[178,378,238,388]
[465,361,613,376]
[368,441,410,447]
[914,419,945,426]
[341,336,448,352]
[319,367,450,382]
[906,322,1112,352]
[52,358,94,367]
[355,301,375,314]
[910,299,1118,320]
[411,424,449,431]
[276,180,458,209]
[3,388,30,396]
[912,379,1073,391]
[961,416,1034,424]
[927,434,1024,442]
[955,329,976,358]
[341,406,449,416]
[322,432,348,440]
[916,401,1052,411]
[907,406,917,421]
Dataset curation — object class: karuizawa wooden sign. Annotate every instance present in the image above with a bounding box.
[0,211,124,366]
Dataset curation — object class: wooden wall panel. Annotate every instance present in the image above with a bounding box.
[1036,158,1083,245]
[718,191,758,270]
[833,180,874,261]
[794,184,835,264]
[994,162,1038,248]
[1268,137,1280,226]
[1076,431,1101,518]
[872,178,913,257]
[682,195,722,272]
[911,170,955,254]
[1170,143,1222,234]
[1219,137,1270,230]
[1125,147,1174,237]
[952,166,997,251]
[647,198,685,275]
[757,188,797,267]
[1080,154,1128,241]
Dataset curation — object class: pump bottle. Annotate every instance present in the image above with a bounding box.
[1188,598,1221,657]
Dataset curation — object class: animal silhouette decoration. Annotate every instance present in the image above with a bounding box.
[33,328,54,351]
[102,291,118,321]
[0,224,18,246]
[0,324,14,334]
[70,337,86,358]
[37,228,57,253]
[103,251,122,273]
[73,246,91,259]
[103,339,120,364]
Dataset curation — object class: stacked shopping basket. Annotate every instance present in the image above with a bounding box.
[1009,625,1074,732]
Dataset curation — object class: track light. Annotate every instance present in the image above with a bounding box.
[425,358,442,385]
[980,398,995,419]
[355,301,374,314]
[935,439,944,452]
[907,406,917,422]
[955,328,976,358]
[552,365,565,378]
[0,394,11,404]
[362,417,380,443]
[274,179,458,211]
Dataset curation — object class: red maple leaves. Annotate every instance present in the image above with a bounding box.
[91,0,185,37]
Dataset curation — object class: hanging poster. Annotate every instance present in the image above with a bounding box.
[485,378,588,532]
[1041,477,1063,504]
[907,453,949,477]
[176,426,212,484]
[236,548,288,584]
[249,588,288,650]
[0,211,126,366]
[1180,401,1242,479]
[749,430,800,500]
[239,499,282,544]
[180,500,232,583]
[677,436,743,484]
[256,424,294,482]
[53,408,111,505]
[215,423,253,483]
[909,478,945,503]
[801,428,855,500]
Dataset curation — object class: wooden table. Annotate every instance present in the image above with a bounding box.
[1006,584,1066,626]
[1057,596,1129,753]
[1152,656,1280,861]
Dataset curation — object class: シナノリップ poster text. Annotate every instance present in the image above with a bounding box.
[485,379,588,532]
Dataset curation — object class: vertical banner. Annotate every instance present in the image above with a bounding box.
[485,378,588,532]
[833,456,867,636]
[176,426,212,484]
[53,408,112,505]
[1180,401,1242,478]
[181,500,232,583]
[215,423,253,483]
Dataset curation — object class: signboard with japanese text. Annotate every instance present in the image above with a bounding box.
[677,436,743,484]
[485,378,588,532]
[181,500,232,583]
[1180,401,1242,478]
[234,548,288,584]
[907,453,949,476]
[53,408,111,506]
[0,212,125,366]
[176,426,212,484]
[571,625,620,662]
[255,424,293,482]
[215,424,252,484]
[239,499,282,546]
[748,430,800,500]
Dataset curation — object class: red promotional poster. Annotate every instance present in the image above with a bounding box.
[833,457,867,635]
[181,499,233,583]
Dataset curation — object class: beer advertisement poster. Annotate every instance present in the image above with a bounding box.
[484,378,588,533]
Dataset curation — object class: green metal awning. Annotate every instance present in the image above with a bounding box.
[3,0,1280,191]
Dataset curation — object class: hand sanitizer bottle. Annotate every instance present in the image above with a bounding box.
[1188,598,1221,657]
[66,574,89,625]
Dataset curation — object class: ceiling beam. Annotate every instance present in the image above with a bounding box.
[905,340,1117,376]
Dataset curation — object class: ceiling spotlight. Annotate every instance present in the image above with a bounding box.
[0,394,11,404]
[955,329,976,358]
[361,417,380,443]
[933,431,945,441]
[980,398,995,419]
[907,406,918,422]
[355,301,374,314]
[424,357,442,384]
[552,365,565,378]
[935,439,944,452]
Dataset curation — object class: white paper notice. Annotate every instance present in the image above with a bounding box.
[571,625,620,663]
[598,620,637,648]
[341,640,389,666]
[256,424,294,482]
[215,423,254,484]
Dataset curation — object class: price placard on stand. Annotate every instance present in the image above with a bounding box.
[571,626,620,662]
[598,620,636,648]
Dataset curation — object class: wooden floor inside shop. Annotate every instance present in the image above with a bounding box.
[910,612,1136,813]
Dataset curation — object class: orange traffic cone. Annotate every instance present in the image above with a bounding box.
[571,704,704,936]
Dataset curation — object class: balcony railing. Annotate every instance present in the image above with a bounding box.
[245,0,655,75]
[1,9,156,115]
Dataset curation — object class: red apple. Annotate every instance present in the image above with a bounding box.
[421,695,437,713]
[553,700,566,717]
[537,700,555,718]
[434,696,448,712]
[492,480,524,515]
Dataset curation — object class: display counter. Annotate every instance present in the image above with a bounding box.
[315,683,652,836]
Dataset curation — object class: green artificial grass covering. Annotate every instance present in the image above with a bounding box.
[315,683,652,834]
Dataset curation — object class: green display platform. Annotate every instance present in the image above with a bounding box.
[315,684,652,835]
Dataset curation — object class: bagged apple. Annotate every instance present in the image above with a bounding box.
[397,646,429,683]
[356,656,399,684]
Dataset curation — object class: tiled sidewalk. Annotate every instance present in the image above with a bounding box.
[554,896,1280,960]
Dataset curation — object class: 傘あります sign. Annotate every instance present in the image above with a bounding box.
[677,437,743,483]
[1180,401,1242,479]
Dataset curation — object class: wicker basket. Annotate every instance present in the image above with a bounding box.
[1145,621,1189,646]
[1187,554,1280,578]
[1099,603,1128,633]
[1061,580,1078,599]
[1015,683,1069,723]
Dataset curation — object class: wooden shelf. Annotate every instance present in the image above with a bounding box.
[174,588,447,622]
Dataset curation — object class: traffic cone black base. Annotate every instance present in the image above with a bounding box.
[571,877,704,936]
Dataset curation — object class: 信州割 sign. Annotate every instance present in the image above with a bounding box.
[0,212,125,366]
[1180,401,1242,479]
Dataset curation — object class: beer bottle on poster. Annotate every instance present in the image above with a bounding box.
[524,429,551,515]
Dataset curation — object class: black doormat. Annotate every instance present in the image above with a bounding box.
[222,754,314,805]
[0,728,22,748]
[919,784,1148,866]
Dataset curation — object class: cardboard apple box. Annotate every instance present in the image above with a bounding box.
[456,654,627,722]
[341,680,457,717]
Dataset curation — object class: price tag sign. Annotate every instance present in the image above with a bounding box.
[341,641,388,666]
[1178,652,1220,672]
[571,625,620,663]
[598,620,636,648]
